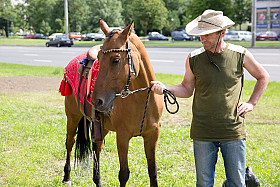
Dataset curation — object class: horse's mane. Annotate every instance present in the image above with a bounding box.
[106,29,122,38]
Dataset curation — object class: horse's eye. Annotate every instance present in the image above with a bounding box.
[112,58,120,64]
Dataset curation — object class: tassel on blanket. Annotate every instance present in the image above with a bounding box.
[59,79,72,96]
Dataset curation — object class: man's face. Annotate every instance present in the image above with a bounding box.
[200,32,221,51]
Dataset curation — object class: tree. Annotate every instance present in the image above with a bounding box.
[232,0,251,30]
[120,0,134,26]
[25,0,57,34]
[68,0,88,32]
[2,0,250,37]
[49,0,64,34]
[183,0,233,26]
[39,20,52,36]
[131,0,168,35]
[87,0,124,32]
[169,10,181,32]
[0,0,12,37]
[163,0,188,30]
[13,3,29,32]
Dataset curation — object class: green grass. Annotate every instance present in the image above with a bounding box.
[0,63,63,77]
[0,38,48,46]
[0,64,279,186]
[0,38,279,47]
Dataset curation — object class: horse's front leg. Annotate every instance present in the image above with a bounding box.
[92,129,109,187]
[116,131,131,187]
[143,124,160,187]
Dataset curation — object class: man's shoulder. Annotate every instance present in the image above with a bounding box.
[190,47,205,58]
[227,43,246,54]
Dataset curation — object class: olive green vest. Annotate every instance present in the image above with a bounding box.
[189,43,247,141]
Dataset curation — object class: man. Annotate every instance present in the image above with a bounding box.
[151,10,269,186]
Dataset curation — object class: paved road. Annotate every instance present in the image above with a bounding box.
[0,45,279,81]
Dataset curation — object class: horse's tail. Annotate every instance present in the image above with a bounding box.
[75,118,92,163]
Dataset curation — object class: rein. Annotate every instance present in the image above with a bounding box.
[101,38,179,136]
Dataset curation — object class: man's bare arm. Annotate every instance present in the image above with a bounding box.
[238,50,270,116]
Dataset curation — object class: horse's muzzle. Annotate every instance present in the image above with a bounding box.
[94,96,116,112]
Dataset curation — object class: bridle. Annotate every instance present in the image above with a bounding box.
[101,38,138,98]
[100,38,179,135]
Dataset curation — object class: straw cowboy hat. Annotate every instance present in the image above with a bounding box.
[185,9,235,36]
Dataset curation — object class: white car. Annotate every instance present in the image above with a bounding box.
[49,33,64,40]
[224,31,235,41]
[94,27,122,41]
[229,31,252,41]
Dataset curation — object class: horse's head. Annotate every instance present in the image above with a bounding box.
[92,19,140,112]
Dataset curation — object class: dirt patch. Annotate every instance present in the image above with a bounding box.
[0,76,62,94]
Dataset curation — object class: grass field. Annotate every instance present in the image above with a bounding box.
[0,63,279,186]
[0,38,279,47]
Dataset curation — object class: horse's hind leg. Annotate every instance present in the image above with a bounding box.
[144,125,160,187]
[63,94,83,183]
[92,129,108,187]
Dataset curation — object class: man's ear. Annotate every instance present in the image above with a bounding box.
[220,29,227,37]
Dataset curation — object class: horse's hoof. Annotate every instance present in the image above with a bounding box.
[64,180,71,186]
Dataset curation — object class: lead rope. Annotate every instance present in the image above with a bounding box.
[205,33,222,71]
[139,87,179,136]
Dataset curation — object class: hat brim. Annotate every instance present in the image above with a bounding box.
[185,16,235,36]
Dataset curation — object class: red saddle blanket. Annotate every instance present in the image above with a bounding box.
[59,51,99,105]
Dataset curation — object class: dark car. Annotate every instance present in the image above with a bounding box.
[194,36,200,41]
[34,33,48,39]
[45,36,73,47]
[24,34,35,39]
[256,31,278,40]
[171,31,193,41]
[148,33,169,41]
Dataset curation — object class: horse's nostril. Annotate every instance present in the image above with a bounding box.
[96,99,103,108]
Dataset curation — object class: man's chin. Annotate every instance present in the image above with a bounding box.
[202,45,210,50]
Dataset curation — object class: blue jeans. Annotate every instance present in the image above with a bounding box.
[193,138,246,187]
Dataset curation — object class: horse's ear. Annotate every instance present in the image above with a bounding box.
[120,21,134,40]
[100,19,111,36]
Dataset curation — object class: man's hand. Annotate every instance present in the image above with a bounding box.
[238,102,255,116]
[151,81,166,95]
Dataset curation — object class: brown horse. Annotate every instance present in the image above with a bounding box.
[62,19,164,187]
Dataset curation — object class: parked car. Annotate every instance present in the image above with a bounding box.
[83,33,96,41]
[194,36,201,41]
[256,31,278,40]
[34,33,48,39]
[229,31,252,41]
[148,33,169,41]
[49,33,63,40]
[278,32,280,40]
[223,31,235,41]
[24,34,35,39]
[81,34,86,41]
[148,31,160,36]
[94,29,106,41]
[171,31,193,41]
[45,36,73,47]
[69,32,82,41]
[95,27,123,41]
